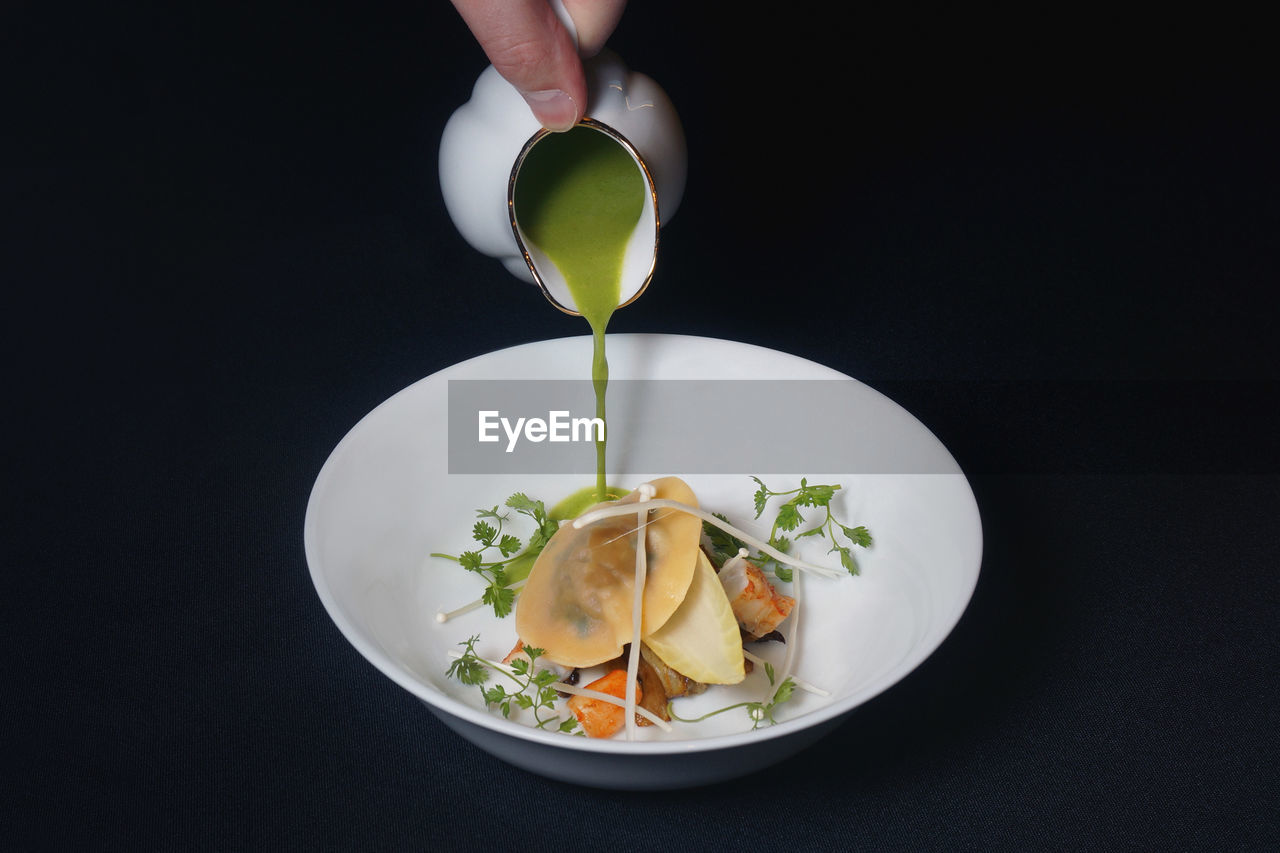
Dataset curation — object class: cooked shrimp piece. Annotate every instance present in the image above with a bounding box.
[717,555,795,639]
[501,640,530,667]
[567,669,642,739]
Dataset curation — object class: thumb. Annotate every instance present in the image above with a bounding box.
[450,0,587,131]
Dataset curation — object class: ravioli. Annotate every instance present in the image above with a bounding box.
[515,476,702,668]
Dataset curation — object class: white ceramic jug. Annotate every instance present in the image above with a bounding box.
[439,24,685,316]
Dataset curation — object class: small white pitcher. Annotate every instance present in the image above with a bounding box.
[439,26,685,316]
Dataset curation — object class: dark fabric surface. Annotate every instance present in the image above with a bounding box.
[6,2,1277,850]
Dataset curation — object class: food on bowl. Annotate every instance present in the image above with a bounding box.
[438,475,872,739]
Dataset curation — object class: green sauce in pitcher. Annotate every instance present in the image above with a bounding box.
[513,125,647,501]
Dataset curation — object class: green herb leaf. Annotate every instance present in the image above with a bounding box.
[795,483,837,508]
[482,584,515,618]
[447,658,484,685]
[742,476,871,586]
[775,503,804,532]
[834,544,860,576]
[445,635,575,733]
[840,523,873,548]
[704,512,749,565]
[504,492,542,515]
[436,491,561,618]
[472,521,497,545]
[751,477,770,518]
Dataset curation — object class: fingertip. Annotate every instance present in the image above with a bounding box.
[522,88,581,132]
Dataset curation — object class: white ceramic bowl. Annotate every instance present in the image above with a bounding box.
[304,334,982,790]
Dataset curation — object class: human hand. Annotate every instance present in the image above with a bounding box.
[450,0,627,131]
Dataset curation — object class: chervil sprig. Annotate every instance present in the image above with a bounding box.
[503,492,559,555]
[445,637,579,734]
[432,492,560,619]
[745,677,796,728]
[444,635,490,686]
[481,646,578,732]
[750,477,872,581]
[666,675,798,730]
[702,512,750,566]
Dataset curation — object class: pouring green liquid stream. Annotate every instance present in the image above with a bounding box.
[513,126,647,500]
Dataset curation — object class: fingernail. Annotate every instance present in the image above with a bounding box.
[522,89,579,132]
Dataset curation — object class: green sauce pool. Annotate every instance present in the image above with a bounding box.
[513,126,646,500]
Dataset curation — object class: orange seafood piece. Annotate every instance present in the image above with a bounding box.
[501,639,572,681]
[718,555,796,639]
[568,669,642,739]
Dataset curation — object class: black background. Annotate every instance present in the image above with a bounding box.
[5,2,1277,849]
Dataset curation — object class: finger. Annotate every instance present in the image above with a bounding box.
[450,0,587,131]
[561,0,627,57]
